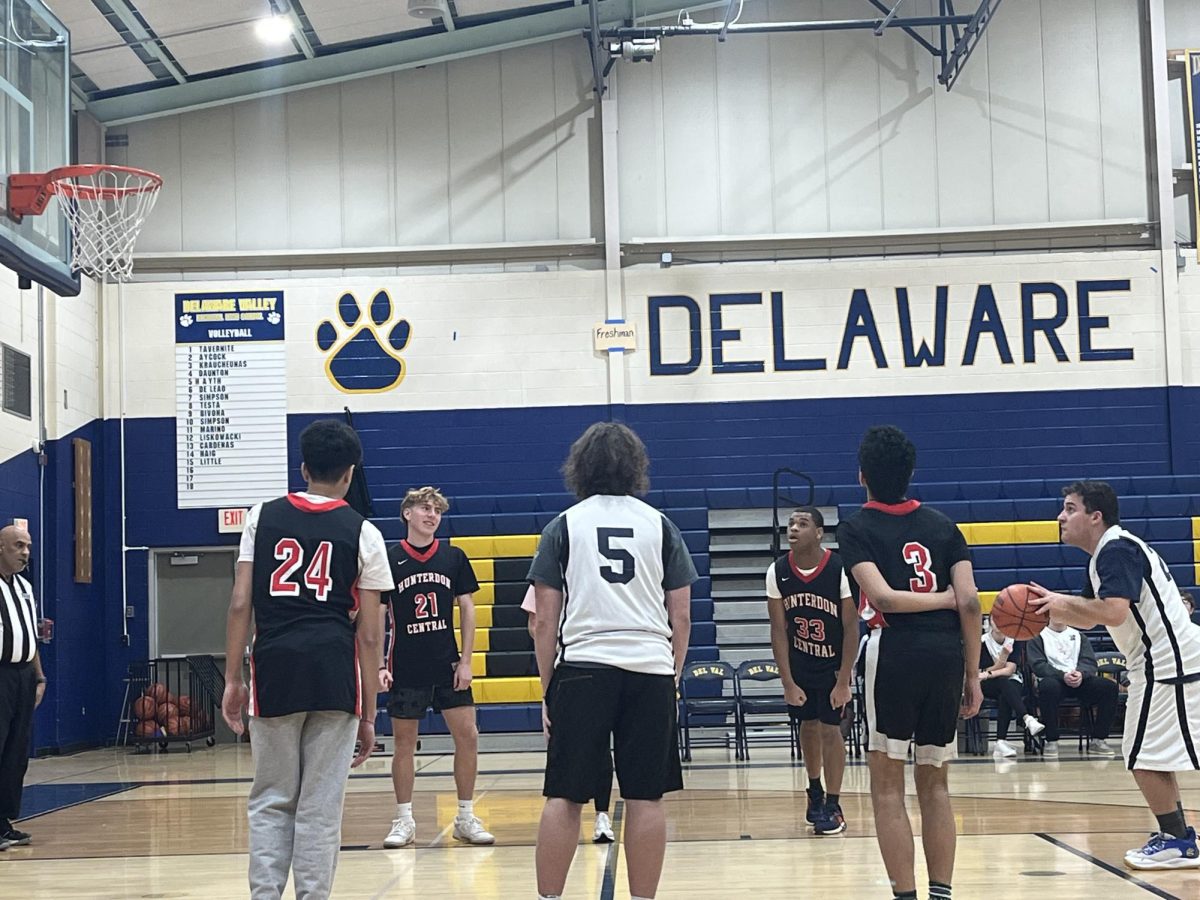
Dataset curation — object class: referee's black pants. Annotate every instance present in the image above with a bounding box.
[0,662,36,821]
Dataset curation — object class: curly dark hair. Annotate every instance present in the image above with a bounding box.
[562,422,650,499]
[1061,480,1120,526]
[858,425,916,505]
[299,419,362,483]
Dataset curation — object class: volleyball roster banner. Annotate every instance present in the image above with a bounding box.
[175,291,288,510]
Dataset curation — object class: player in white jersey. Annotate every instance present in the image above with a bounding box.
[529,422,697,900]
[1030,480,1200,870]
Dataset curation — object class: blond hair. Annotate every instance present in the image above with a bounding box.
[402,486,449,514]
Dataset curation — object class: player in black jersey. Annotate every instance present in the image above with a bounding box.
[766,507,857,836]
[379,487,494,848]
[222,419,393,899]
[836,426,981,900]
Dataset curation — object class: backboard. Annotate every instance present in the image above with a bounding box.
[0,0,76,296]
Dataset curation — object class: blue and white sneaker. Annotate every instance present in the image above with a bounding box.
[813,803,846,836]
[805,791,825,825]
[1125,828,1200,870]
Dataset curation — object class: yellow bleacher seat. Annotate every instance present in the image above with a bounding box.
[1193,517,1200,540]
[457,605,492,628]
[473,559,494,582]
[472,583,495,606]
[452,536,496,557]
[472,676,542,704]
[1013,521,1059,543]
[980,591,998,614]
[470,653,487,677]
[493,535,539,557]
[960,522,1016,545]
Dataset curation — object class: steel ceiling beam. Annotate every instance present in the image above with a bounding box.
[87,0,725,124]
[101,0,188,85]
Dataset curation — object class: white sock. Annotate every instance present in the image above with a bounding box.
[538,895,561,899]
[396,802,413,821]
[457,798,473,818]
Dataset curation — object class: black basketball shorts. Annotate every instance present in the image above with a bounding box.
[788,667,844,727]
[864,627,963,767]
[387,683,474,720]
[543,663,683,803]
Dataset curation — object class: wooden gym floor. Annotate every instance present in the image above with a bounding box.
[4,741,1200,898]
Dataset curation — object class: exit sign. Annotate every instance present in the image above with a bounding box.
[219,508,248,533]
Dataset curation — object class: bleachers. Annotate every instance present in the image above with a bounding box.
[375,493,715,735]
[711,478,1200,667]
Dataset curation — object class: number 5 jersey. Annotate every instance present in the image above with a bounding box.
[383,539,479,688]
[527,495,698,677]
[244,492,394,718]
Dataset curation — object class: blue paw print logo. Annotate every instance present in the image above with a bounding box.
[316,290,411,394]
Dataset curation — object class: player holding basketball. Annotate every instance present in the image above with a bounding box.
[836,425,982,900]
[1029,480,1200,870]
[765,506,857,835]
[222,419,392,900]
[380,487,494,847]
[530,422,696,900]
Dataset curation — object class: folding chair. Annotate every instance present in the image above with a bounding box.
[734,659,797,759]
[679,660,741,761]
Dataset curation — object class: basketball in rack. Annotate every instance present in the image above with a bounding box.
[6,164,162,282]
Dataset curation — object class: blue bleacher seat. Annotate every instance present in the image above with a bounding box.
[643,489,666,509]
[972,546,1019,569]
[1173,475,1200,494]
[969,499,1016,521]
[665,489,706,508]
[913,482,962,502]
[685,646,720,663]
[1015,545,1065,567]
[447,514,493,537]
[538,492,574,513]
[682,531,707,553]
[693,553,711,576]
[453,496,497,515]
[1153,540,1193,565]
[1019,567,1063,587]
[810,485,836,505]
[533,511,558,530]
[691,597,714,620]
[491,513,538,534]
[690,622,717,645]
[667,507,708,530]
[836,504,860,522]
[936,501,972,523]
[747,487,777,508]
[1170,564,1193,586]
[969,481,1004,500]
[999,479,1050,499]
[974,571,1009,592]
[1012,497,1061,520]
[1142,495,1193,518]
[1129,475,1175,495]
[495,494,538,513]
[693,576,712,599]
[706,487,749,509]
[831,485,865,503]
[1141,518,1192,542]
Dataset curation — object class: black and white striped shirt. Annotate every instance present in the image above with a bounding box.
[0,572,38,664]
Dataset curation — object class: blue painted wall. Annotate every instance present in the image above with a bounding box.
[3,381,1195,752]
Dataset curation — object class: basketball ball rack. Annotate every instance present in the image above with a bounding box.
[6,164,162,282]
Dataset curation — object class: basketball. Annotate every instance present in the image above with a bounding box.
[156,702,179,726]
[178,716,192,735]
[164,716,180,735]
[132,696,156,721]
[135,720,158,738]
[177,695,192,716]
[146,683,168,703]
[990,583,1047,640]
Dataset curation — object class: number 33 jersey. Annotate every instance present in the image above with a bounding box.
[383,540,479,688]
[527,495,698,677]
[245,493,393,718]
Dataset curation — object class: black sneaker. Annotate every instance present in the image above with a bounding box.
[0,836,10,851]
[1,827,31,846]
[805,791,826,824]
[813,803,847,836]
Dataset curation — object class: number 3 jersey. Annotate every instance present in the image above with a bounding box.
[245,493,393,718]
[383,540,479,688]
[527,495,699,677]
[765,549,851,675]
[835,500,971,638]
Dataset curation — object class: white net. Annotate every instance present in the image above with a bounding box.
[52,167,162,281]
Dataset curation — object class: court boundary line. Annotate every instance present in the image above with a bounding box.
[1034,832,1182,899]
[599,799,624,900]
[15,784,139,823]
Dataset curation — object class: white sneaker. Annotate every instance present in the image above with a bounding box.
[453,815,495,845]
[383,817,416,848]
[593,812,615,843]
[1088,738,1117,757]
[1042,740,1059,759]
[1024,715,1045,737]
[993,739,1017,758]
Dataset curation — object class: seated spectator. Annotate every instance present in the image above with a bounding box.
[1182,590,1200,626]
[980,620,1044,757]
[1027,617,1119,759]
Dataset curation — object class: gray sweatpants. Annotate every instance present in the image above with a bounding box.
[247,711,359,900]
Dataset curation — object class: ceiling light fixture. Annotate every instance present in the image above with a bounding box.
[407,0,444,19]
[255,15,294,44]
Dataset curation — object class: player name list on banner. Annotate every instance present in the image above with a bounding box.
[176,291,288,509]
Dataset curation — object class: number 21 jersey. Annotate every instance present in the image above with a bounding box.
[384,540,479,687]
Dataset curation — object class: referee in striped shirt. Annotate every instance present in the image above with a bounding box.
[0,524,46,850]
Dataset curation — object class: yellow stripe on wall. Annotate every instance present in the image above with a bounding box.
[452,535,539,558]
[473,676,542,704]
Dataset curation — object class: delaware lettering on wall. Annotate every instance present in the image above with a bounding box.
[175,291,289,509]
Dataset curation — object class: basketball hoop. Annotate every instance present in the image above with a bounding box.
[7,165,162,281]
